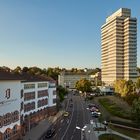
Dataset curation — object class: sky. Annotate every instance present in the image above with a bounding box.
[0,0,140,69]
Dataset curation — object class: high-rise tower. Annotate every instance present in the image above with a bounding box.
[101,8,137,84]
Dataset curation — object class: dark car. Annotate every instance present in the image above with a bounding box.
[43,128,55,139]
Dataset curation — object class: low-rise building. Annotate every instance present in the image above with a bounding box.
[0,71,23,140]
[0,71,56,140]
[58,71,102,89]
[99,86,114,95]
[58,72,90,89]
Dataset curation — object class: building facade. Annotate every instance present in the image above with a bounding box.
[0,80,22,140]
[58,72,90,89]
[0,71,56,140]
[101,8,137,84]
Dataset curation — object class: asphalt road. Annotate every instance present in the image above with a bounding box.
[41,92,98,140]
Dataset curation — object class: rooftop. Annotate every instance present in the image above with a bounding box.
[0,70,55,83]
[0,70,24,80]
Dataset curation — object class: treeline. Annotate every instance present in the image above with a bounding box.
[114,78,140,125]
[114,78,140,105]
[0,66,101,81]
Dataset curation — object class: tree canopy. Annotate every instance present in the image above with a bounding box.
[75,78,92,93]
[113,79,134,97]
[57,85,68,102]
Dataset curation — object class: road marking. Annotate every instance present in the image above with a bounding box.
[54,133,57,138]
[61,101,74,140]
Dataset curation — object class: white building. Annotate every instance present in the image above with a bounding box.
[99,86,114,95]
[0,71,56,140]
[58,72,91,89]
[0,71,23,140]
[101,8,137,84]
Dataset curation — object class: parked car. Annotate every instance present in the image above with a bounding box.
[91,111,101,118]
[90,107,99,112]
[88,104,98,109]
[43,128,55,139]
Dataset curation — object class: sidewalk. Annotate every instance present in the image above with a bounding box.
[23,111,63,140]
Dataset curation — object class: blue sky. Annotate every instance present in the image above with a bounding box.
[0,0,140,69]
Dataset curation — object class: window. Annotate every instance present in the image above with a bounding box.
[13,125,17,135]
[24,92,35,101]
[3,113,11,126]
[12,111,19,123]
[38,90,48,98]
[24,84,35,89]
[53,99,56,104]
[38,99,48,108]
[20,102,24,111]
[38,83,48,88]
[49,83,56,88]
[4,129,10,140]
[21,89,23,98]
[24,102,35,112]
[53,91,56,95]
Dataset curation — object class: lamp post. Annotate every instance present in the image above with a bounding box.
[76,125,87,140]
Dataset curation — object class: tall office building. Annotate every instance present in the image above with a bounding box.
[101,8,137,84]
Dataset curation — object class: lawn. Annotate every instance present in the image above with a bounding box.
[98,96,131,119]
[110,125,140,140]
[94,96,140,139]
[99,134,128,140]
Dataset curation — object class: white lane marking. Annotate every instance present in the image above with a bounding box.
[54,133,57,138]
[61,101,74,140]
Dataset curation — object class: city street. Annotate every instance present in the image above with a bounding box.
[43,92,98,140]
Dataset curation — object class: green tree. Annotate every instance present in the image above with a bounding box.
[75,79,92,93]
[136,78,140,94]
[114,79,127,97]
[57,85,68,102]
[131,97,140,126]
[114,79,134,97]
[22,67,29,73]
[0,66,11,72]
[12,66,21,74]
